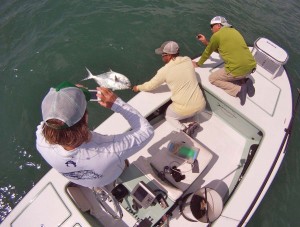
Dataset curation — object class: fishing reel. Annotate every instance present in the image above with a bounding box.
[164,166,185,182]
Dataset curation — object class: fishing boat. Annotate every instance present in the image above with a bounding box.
[2,37,297,227]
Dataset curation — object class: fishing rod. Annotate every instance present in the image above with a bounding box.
[238,87,300,226]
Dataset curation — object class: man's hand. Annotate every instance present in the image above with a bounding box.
[196,34,209,46]
[96,87,118,109]
[192,61,199,68]
[132,86,139,92]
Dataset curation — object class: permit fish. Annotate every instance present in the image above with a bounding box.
[82,68,131,90]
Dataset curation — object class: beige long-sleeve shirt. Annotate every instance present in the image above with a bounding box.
[137,56,206,116]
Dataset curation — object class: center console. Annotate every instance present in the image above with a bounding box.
[116,164,174,227]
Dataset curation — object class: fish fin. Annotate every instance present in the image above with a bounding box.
[114,75,119,82]
[81,67,94,81]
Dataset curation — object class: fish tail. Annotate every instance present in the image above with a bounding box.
[81,67,94,81]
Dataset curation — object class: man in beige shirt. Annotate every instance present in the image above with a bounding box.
[133,41,206,137]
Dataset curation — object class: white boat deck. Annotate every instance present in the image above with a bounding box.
[81,110,249,227]
[194,45,292,225]
[195,112,247,191]
[136,112,248,226]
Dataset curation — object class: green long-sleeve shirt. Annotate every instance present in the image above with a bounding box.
[197,27,256,77]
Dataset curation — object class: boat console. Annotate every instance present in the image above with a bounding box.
[115,131,213,226]
[116,164,174,226]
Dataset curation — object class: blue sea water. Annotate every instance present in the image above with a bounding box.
[0,0,300,226]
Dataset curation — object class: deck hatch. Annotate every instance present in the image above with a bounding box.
[11,183,71,227]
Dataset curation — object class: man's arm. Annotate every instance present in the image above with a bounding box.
[133,70,166,92]
[193,34,210,67]
[111,97,154,159]
[98,87,154,159]
[197,34,209,46]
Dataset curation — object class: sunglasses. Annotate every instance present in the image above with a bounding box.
[210,23,218,29]
[162,53,171,58]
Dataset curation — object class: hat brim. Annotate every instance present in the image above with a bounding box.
[155,47,164,55]
[221,22,232,27]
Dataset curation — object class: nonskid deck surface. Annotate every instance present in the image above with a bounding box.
[192,111,247,194]
[128,110,247,198]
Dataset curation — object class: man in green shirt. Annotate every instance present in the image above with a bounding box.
[194,16,256,105]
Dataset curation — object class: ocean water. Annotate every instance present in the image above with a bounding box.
[0,0,300,226]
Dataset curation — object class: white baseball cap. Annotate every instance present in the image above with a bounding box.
[42,82,89,129]
[210,16,232,27]
[155,41,179,55]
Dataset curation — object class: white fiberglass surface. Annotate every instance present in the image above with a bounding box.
[11,183,70,227]
[194,111,247,195]
[141,110,247,196]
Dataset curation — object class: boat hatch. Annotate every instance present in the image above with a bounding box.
[247,70,281,116]
[11,183,71,227]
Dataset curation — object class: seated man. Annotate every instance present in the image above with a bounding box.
[194,16,256,105]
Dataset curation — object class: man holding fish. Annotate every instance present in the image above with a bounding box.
[36,81,153,189]
[133,41,206,137]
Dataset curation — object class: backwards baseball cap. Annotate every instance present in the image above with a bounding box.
[42,81,91,129]
[155,41,179,55]
[210,16,232,27]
